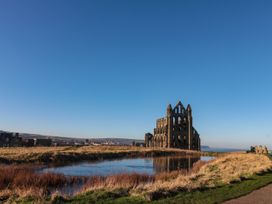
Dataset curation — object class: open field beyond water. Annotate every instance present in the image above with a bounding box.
[0,146,209,164]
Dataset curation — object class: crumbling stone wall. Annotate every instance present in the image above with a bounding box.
[145,101,200,151]
[250,145,269,154]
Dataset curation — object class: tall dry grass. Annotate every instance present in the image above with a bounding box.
[0,146,200,164]
[78,153,272,200]
[80,159,208,193]
[0,165,83,199]
[137,153,272,199]
[1,153,271,202]
[81,173,154,192]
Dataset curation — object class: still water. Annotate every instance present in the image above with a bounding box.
[41,156,214,176]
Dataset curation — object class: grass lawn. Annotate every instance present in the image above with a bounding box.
[43,171,272,204]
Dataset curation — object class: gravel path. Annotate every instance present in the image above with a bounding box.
[224,184,272,204]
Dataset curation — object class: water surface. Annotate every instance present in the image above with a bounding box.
[41,156,214,176]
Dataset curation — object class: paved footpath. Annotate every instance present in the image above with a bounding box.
[224,184,272,204]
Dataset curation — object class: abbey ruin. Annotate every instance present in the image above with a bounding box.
[145,101,201,151]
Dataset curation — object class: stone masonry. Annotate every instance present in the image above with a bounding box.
[145,101,200,151]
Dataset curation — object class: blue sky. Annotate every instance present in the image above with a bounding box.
[0,0,271,148]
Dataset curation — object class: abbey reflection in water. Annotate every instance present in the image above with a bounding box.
[152,156,200,173]
[41,156,205,177]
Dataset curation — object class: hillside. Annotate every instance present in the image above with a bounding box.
[0,130,144,145]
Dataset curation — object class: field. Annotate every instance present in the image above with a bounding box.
[54,172,272,204]
[0,146,206,164]
[0,146,271,203]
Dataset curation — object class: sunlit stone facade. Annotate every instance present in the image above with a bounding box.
[145,101,200,151]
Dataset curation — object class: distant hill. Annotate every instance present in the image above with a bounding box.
[0,130,144,145]
[1,130,213,148]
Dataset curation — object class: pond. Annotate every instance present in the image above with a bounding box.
[41,156,214,176]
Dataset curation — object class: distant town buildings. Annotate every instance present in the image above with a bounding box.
[0,131,53,147]
[132,141,145,147]
[0,131,137,147]
[34,138,52,146]
[22,138,35,147]
[0,132,22,147]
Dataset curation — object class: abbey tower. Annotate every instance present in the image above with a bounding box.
[145,101,200,150]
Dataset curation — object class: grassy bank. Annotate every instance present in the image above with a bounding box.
[2,153,272,203]
[0,160,206,203]
[0,165,86,202]
[71,153,271,201]
[0,146,202,164]
[60,172,272,204]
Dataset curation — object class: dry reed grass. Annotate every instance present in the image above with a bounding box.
[0,157,207,201]
[0,146,200,164]
[138,153,272,199]
[0,164,82,200]
[1,153,271,202]
[78,153,272,200]
[80,159,208,194]
[81,173,154,192]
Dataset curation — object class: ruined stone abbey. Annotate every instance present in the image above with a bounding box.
[145,101,201,151]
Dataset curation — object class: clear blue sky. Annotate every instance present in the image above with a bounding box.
[0,0,271,148]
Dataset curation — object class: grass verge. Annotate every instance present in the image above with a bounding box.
[52,172,272,204]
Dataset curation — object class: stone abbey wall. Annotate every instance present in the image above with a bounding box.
[145,101,201,151]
